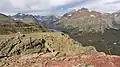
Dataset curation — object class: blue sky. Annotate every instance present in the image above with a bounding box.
[0,0,120,15]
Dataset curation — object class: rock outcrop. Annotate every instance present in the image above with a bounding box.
[0,32,95,57]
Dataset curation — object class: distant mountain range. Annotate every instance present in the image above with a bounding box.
[11,13,38,24]
[11,13,60,28]
[3,8,120,34]
[8,8,120,35]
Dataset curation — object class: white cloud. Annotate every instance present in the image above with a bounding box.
[71,0,120,13]
[10,0,25,8]
[0,0,73,11]
[49,0,74,6]
[0,0,120,15]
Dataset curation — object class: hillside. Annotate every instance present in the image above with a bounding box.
[0,13,14,24]
[0,13,49,35]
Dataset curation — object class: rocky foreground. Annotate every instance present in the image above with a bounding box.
[0,52,120,67]
[0,32,120,67]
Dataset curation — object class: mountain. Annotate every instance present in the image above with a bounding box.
[12,13,38,24]
[54,8,120,55]
[112,11,120,29]
[0,13,49,35]
[12,13,60,28]
[55,8,118,33]
[0,13,14,24]
[34,15,60,28]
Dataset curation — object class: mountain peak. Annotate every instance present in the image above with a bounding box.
[78,8,89,12]
[56,8,118,33]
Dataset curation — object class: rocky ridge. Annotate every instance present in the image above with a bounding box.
[0,32,95,57]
